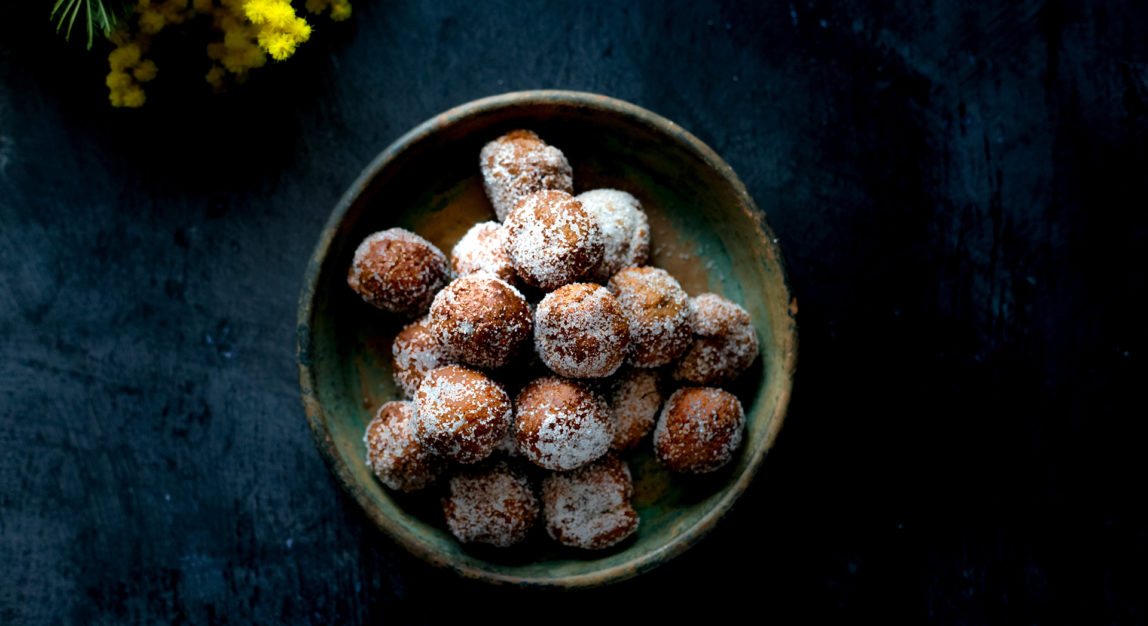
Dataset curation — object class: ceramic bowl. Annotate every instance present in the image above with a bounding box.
[297,90,797,587]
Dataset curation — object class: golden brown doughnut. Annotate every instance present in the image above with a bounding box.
[534,283,630,379]
[541,454,639,549]
[442,460,538,547]
[576,189,650,282]
[347,228,449,316]
[504,190,604,291]
[364,401,446,492]
[449,221,517,284]
[480,129,574,221]
[412,365,512,463]
[515,377,613,471]
[607,266,692,368]
[428,274,532,370]
[674,293,760,385]
[609,367,663,451]
[654,387,745,473]
[391,315,453,399]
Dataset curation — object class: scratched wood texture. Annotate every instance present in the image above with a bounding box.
[1,0,1146,623]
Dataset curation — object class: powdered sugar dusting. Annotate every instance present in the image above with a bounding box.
[413,365,512,463]
[576,189,651,282]
[392,315,454,398]
[534,283,630,378]
[450,221,517,284]
[443,460,538,547]
[674,294,760,385]
[541,455,638,549]
[364,401,446,492]
[610,368,663,451]
[607,266,692,368]
[689,293,752,335]
[480,130,574,221]
[516,377,614,471]
[653,387,745,473]
[504,190,604,290]
[347,228,449,315]
[428,274,532,369]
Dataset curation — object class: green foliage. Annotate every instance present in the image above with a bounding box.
[50,0,130,49]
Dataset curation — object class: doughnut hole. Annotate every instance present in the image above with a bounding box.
[413,365,512,464]
[429,274,532,370]
[607,266,692,368]
[504,190,604,291]
[534,283,630,379]
[653,387,745,474]
[480,129,573,222]
[515,377,614,471]
[542,454,639,550]
[347,228,449,316]
[364,401,446,492]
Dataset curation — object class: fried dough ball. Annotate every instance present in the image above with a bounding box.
[609,368,664,451]
[428,274,532,370]
[412,365,512,464]
[504,190,604,291]
[391,315,453,399]
[576,189,650,282]
[674,294,760,385]
[364,401,446,492]
[515,377,614,471]
[347,228,449,316]
[449,221,517,284]
[534,283,630,379]
[607,266,692,368]
[443,460,539,547]
[541,454,639,550]
[480,129,574,221]
[654,387,745,473]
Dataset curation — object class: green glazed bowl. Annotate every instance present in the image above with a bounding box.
[297,90,797,587]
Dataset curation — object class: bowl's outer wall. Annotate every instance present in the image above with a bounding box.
[298,91,797,587]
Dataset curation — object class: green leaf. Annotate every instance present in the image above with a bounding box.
[50,0,131,49]
[50,0,70,19]
[66,0,83,41]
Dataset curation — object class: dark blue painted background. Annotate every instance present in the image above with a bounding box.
[1,1,1145,623]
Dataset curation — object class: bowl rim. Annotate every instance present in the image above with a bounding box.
[297,89,798,588]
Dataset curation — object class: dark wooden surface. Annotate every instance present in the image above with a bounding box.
[2,1,1145,623]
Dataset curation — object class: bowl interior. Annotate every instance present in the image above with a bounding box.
[298,92,796,587]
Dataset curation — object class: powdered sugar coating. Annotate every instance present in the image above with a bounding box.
[413,365,513,464]
[607,266,693,368]
[504,190,604,291]
[610,368,664,451]
[443,460,538,547]
[515,377,614,471]
[654,387,745,474]
[534,283,630,379]
[480,130,574,221]
[429,274,532,370]
[674,294,760,385]
[364,401,446,492]
[450,221,517,284]
[576,189,651,282]
[391,315,453,399]
[347,228,449,316]
[541,454,639,550]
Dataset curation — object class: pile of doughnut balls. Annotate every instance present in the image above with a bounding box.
[349,130,760,550]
